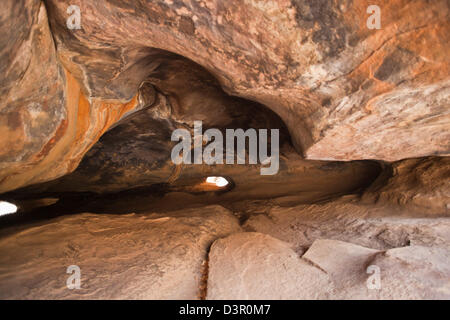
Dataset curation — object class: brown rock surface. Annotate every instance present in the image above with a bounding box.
[206,232,334,299]
[2,54,382,204]
[1,0,449,193]
[244,198,450,251]
[0,205,241,299]
[363,157,450,214]
[0,1,146,193]
[0,195,448,299]
[207,234,450,299]
[0,1,67,192]
[0,0,449,301]
[43,0,449,161]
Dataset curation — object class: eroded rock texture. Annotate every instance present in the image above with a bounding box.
[43,0,449,162]
[1,0,449,193]
[207,234,449,299]
[363,157,450,214]
[0,197,448,300]
[0,205,240,299]
[0,0,449,301]
[244,198,450,251]
[0,1,144,193]
[0,1,67,192]
[2,53,382,206]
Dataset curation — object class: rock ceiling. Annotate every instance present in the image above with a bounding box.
[1,0,449,194]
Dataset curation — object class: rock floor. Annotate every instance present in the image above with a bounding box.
[1,196,448,300]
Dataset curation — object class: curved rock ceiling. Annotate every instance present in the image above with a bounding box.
[0,0,449,301]
[0,0,449,193]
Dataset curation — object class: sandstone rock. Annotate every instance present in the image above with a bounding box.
[1,0,449,194]
[4,57,381,200]
[302,240,450,299]
[43,0,450,161]
[369,245,450,299]
[206,232,334,299]
[0,1,67,192]
[299,239,382,299]
[207,235,450,299]
[363,157,450,214]
[244,199,450,251]
[0,205,241,299]
[0,1,145,193]
[0,0,448,302]
[302,239,379,279]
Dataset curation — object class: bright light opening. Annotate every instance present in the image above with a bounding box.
[205,176,229,187]
[0,201,18,216]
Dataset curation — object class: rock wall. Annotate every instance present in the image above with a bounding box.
[43,0,450,161]
[0,1,143,193]
[362,157,450,214]
[0,0,449,301]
